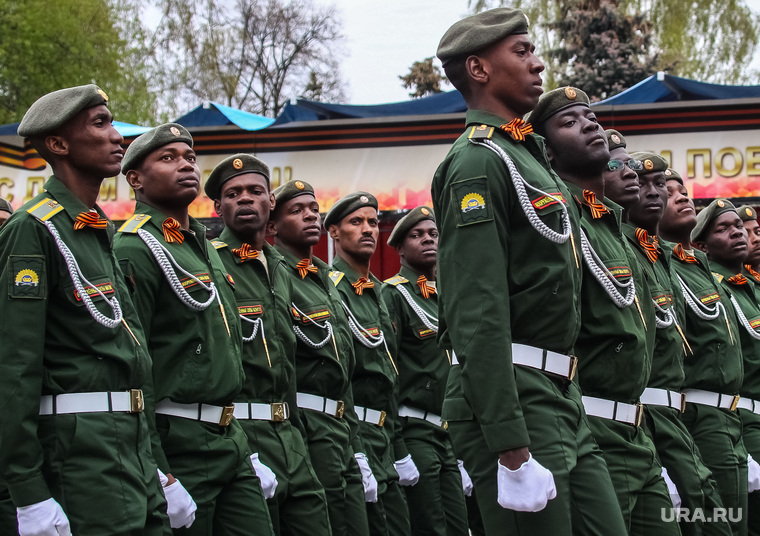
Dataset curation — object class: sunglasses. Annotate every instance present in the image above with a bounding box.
[607,159,644,172]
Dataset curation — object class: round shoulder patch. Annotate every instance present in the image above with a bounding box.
[295,181,305,190]
[170,126,181,137]
[461,193,485,213]
[233,158,243,170]
[565,87,577,99]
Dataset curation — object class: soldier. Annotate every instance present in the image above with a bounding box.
[433,11,626,536]
[268,179,370,536]
[0,85,168,535]
[324,192,413,536]
[113,125,274,535]
[737,205,760,281]
[381,206,470,536]
[0,198,12,227]
[526,87,680,534]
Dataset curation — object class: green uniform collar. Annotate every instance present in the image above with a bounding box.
[133,200,207,248]
[398,265,434,298]
[711,262,745,284]
[565,182,623,226]
[43,176,114,238]
[218,227,281,266]
[332,255,381,289]
[275,245,330,274]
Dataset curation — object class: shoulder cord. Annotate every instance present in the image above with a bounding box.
[729,295,760,340]
[578,229,636,307]
[290,301,334,349]
[240,314,264,343]
[394,283,438,333]
[341,300,385,348]
[468,138,572,244]
[653,299,675,329]
[43,220,123,328]
[136,228,217,311]
[676,273,725,321]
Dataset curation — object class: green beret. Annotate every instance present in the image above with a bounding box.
[605,129,626,151]
[324,192,378,229]
[387,206,436,247]
[272,180,315,213]
[122,123,193,174]
[0,198,13,214]
[736,205,757,222]
[629,152,669,174]
[664,168,683,185]
[204,153,270,200]
[18,84,109,138]
[526,87,590,134]
[437,8,529,64]
[691,198,737,242]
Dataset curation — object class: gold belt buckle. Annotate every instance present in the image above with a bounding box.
[129,389,144,413]
[568,355,578,381]
[730,395,741,412]
[335,400,345,419]
[634,403,644,427]
[271,402,286,422]
[377,410,387,427]
[219,405,235,426]
[680,393,686,413]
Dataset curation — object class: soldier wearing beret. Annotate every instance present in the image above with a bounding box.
[113,125,274,534]
[380,207,470,536]
[527,87,680,534]
[0,85,169,534]
[602,129,642,222]
[0,198,13,227]
[736,205,760,282]
[267,179,370,536]
[433,11,625,535]
[205,155,332,535]
[325,192,413,536]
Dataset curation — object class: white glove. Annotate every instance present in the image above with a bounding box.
[157,468,197,529]
[16,498,71,536]
[354,452,379,502]
[496,454,556,512]
[251,452,278,499]
[749,454,760,493]
[661,467,682,510]
[458,459,473,497]
[394,454,420,486]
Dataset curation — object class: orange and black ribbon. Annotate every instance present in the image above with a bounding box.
[727,274,749,286]
[296,259,318,278]
[232,243,259,261]
[673,243,698,264]
[635,228,660,263]
[499,119,533,142]
[746,264,760,282]
[162,218,184,244]
[582,190,609,219]
[417,275,436,299]
[73,211,108,231]
[352,277,375,296]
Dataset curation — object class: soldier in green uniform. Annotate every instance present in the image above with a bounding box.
[433,11,626,536]
[527,87,680,534]
[268,179,370,536]
[113,124,274,535]
[0,198,13,227]
[204,154,332,535]
[737,206,760,281]
[380,206,470,536]
[325,192,413,536]
[0,85,169,535]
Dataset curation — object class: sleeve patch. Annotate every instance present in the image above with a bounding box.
[8,255,46,299]
[450,176,493,227]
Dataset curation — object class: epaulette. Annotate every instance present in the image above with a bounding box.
[27,198,64,222]
[211,239,228,250]
[467,124,494,140]
[328,271,344,287]
[383,275,408,286]
[712,272,725,283]
[118,214,151,233]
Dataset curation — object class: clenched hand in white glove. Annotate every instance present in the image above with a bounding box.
[354,452,379,503]
[394,454,420,486]
[458,459,473,497]
[17,497,71,536]
[251,452,278,499]
[661,467,682,510]
[158,468,197,529]
[749,454,760,493]
[496,454,556,512]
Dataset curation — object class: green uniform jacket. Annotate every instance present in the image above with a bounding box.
[113,201,244,472]
[0,176,152,506]
[668,247,743,393]
[568,183,654,403]
[431,110,583,453]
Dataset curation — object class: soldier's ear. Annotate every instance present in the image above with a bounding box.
[213,199,223,217]
[466,55,488,86]
[45,134,69,157]
[328,224,339,240]
[266,219,277,237]
[125,170,143,193]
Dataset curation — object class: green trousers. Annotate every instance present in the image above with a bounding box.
[399,419,468,536]
[465,489,486,536]
[238,419,331,536]
[445,366,628,536]
[682,404,748,536]
[738,409,760,536]
[644,405,732,536]
[156,416,273,536]
[0,480,17,536]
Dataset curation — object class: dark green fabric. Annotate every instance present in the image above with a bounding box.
[526,86,590,133]
[630,152,669,173]
[436,7,528,62]
[204,153,270,200]
[121,123,193,173]
[692,199,737,243]
[324,192,378,229]
[738,410,760,536]
[17,84,108,137]
[386,206,435,247]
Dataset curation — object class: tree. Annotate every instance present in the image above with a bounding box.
[149,0,347,118]
[399,57,449,98]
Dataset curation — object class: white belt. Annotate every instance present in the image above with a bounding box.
[39,390,144,415]
[398,405,443,427]
[233,402,289,421]
[640,388,685,412]
[296,393,345,418]
[451,345,577,380]
[683,389,740,412]
[736,397,760,415]
[355,405,387,427]
[155,400,235,426]
[582,396,643,426]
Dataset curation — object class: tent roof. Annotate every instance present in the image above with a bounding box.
[175,101,274,131]
[0,120,150,138]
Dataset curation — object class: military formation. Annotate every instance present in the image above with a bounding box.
[1,6,760,536]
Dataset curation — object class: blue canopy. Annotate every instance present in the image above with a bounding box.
[175,102,274,131]
[0,121,150,138]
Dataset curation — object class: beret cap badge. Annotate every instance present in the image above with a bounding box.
[232,158,243,170]
[170,126,181,137]
[295,181,305,190]
[611,134,620,144]
[565,87,577,99]
[748,208,754,217]
[97,89,109,102]
[644,159,654,170]
[421,208,430,216]
[360,195,369,204]
[718,200,726,208]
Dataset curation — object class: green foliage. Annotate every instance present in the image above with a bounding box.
[399,57,449,98]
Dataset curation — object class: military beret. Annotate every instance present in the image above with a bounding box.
[736,205,757,222]
[272,180,315,213]
[324,191,378,229]
[387,206,436,247]
[664,168,683,185]
[691,198,737,242]
[526,87,590,133]
[18,84,109,138]
[605,129,626,151]
[204,153,270,200]
[437,8,529,64]
[629,152,669,174]
[122,123,193,174]
[0,198,13,214]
